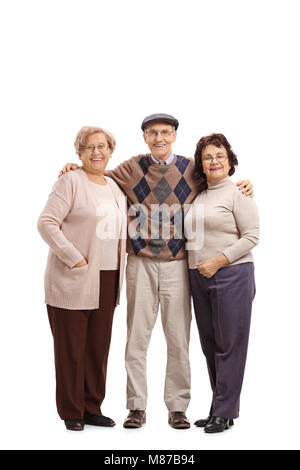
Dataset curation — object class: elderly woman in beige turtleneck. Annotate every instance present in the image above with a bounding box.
[185,133,259,434]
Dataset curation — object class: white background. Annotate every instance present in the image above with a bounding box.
[0,0,299,450]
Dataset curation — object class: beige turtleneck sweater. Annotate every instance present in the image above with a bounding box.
[184,176,259,269]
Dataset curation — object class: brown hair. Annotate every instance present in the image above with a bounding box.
[194,133,238,192]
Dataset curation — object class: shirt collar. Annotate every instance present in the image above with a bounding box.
[150,153,174,165]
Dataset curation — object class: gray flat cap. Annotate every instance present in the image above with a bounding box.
[141,113,179,131]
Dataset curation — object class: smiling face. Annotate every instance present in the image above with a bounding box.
[79,132,112,175]
[201,144,230,183]
[143,122,177,162]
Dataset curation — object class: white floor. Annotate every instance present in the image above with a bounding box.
[2,288,300,451]
[2,402,298,451]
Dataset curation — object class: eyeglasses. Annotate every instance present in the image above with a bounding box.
[145,130,175,138]
[82,144,109,154]
[202,155,228,163]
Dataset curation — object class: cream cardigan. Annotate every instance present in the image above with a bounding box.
[38,168,127,310]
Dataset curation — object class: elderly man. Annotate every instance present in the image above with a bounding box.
[59,114,253,429]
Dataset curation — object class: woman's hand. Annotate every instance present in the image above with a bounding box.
[59,163,79,177]
[236,179,253,197]
[198,253,229,278]
[73,258,88,268]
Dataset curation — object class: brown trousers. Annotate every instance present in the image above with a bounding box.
[47,270,119,420]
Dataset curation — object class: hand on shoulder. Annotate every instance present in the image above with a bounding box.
[236,179,253,197]
[59,163,79,177]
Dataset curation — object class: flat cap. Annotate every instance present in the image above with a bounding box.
[141,113,179,131]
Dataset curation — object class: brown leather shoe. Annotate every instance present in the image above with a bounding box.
[168,411,190,429]
[123,410,146,428]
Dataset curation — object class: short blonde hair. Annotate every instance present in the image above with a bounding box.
[74,126,116,154]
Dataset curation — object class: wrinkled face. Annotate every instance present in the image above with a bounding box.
[201,144,230,183]
[79,132,112,174]
[143,122,177,162]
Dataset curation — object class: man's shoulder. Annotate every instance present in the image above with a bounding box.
[129,154,151,164]
[112,154,150,169]
[175,155,194,164]
[120,154,151,173]
[174,155,195,172]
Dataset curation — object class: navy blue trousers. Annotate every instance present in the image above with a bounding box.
[189,262,255,419]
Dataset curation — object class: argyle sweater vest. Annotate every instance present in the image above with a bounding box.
[106,154,199,261]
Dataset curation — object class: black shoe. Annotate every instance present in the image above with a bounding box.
[194,416,212,427]
[204,416,233,433]
[84,412,115,427]
[64,419,85,431]
[195,415,234,428]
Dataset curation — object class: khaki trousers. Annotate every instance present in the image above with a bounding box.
[125,255,191,412]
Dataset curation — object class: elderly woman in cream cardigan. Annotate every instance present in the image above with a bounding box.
[38,126,127,431]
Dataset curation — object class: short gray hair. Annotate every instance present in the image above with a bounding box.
[74,126,116,154]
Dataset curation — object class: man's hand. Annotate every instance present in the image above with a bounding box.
[198,253,229,278]
[73,258,88,268]
[236,179,253,197]
[59,163,79,177]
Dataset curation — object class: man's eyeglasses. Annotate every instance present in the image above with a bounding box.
[145,129,175,138]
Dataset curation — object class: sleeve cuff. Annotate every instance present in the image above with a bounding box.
[221,248,234,264]
[56,243,85,268]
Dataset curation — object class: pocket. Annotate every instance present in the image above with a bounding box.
[71,264,89,272]
[63,263,89,291]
